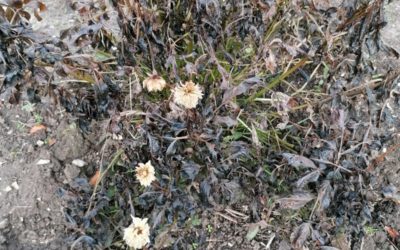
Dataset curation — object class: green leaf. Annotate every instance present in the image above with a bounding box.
[93,50,115,62]
[246,223,260,241]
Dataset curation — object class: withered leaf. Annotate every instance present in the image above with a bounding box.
[278,191,314,210]
[222,77,262,104]
[282,153,317,170]
[320,247,340,250]
[290,222,311,249]
[385,226,400,240]
[296,170,320,188]
[213,115,237,127]
[317,180,333,211]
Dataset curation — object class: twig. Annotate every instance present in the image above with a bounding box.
[311,158,353,173]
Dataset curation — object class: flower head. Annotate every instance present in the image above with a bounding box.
[123,217,150,249]
[135,161,156,187]
[143,73,166,92]
[173,80,203,109]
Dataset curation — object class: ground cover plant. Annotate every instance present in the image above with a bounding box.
[1,0,400,249]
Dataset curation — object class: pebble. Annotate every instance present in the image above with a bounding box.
[36,140,45,147]
[71,159,86,167]
[3,186,12,192]
[36,159,50,165]
[0,218,8,230]
[11,181,19,190]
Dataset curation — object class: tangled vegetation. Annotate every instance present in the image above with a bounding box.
[1,0,400,249]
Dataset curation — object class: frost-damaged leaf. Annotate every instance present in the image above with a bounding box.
[181,161,200,181]
[147,134,160,156]
[154,226,175,249]
[246,220,268,241]
[320,247,340,250]
[282,153,317,170]
[251,123,261,148]
[382,185,400,204]
[213,115,237,127]
[200,180,211,204]
[296,170,320,188]
[317,180,333,211]
[278,191,314,210]
[312,229,325,245]
[222,77,262,104]
[166,140,178,156]
[246,223,260,241]
[290,222,311,249]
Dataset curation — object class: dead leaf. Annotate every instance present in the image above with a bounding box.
[47,138,56,146]
[30,124,46,134]
[317,181,333,211]
[296,170,320,188]
[213,115,237,127]
[222,77,262,104]
[89,170,100,186]
[278,191,314,210]
[246,220,268,241]
[290,222,311,249]
[385,226,400,240]
[282,153,317,170]
[251,123,261,148]
[154,226,175,249]
[246,223,260,241]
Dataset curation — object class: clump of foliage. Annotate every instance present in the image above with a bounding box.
[2,0,399,249]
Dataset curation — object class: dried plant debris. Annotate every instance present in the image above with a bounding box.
[1,0,400,249]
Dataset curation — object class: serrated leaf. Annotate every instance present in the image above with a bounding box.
[278,191,314,210]
[290,222,311,249]
[296,170,320,188]
[282,153,317,170]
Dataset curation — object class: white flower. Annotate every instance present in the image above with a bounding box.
[135,161,156,187]
[172,80,203,109]
[142,73,167,92]
[123,217,150,249]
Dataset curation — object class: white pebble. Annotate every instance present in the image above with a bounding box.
[36,159,50,165]
[3,186,12,192]
[36,140,45,147]
[72,159,86,167]
[11,182,19,190]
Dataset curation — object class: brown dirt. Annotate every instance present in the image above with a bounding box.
[0,103,91,249]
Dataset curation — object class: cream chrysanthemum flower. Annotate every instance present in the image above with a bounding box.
[123,216,150,249]
[143,73,167,92]
[135,161,156,187]
[173,81,203,109]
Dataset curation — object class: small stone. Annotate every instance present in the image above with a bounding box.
[63,164,80,182]
[36,159,50,165]
[0,218,9,230]
[11,182,19,190]
[71,159,86,167]
[0,234,6,244]
[3,186,11,192]
[36,140,45,147]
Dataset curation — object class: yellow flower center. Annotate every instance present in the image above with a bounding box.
[137,168,149,178]
[183,84,195,94]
